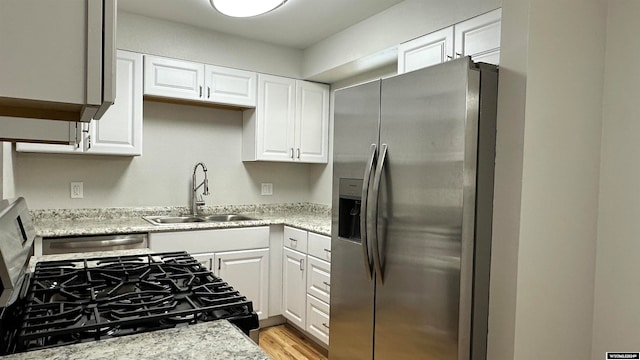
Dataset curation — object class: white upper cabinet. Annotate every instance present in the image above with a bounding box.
[144,55,257,107]
[144,56,205,101]
[296,81,330,163]
[0,0,115,123]
[243,75,329,163]
[454,8,502,65]
[398,27,454,74]
[85,51,143,156]
[253,74,296,162]
[204,65,257,107]
[17,50,144,156]
[397,8,502,74]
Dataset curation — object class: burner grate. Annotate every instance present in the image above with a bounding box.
[15,251,258,353]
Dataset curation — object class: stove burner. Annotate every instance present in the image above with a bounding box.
[11,252,258,354]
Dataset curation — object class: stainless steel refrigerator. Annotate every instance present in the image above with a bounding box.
[330,57,498,360]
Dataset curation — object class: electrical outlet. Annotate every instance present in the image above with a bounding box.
[70,182,84,199]
[261,183,273,196]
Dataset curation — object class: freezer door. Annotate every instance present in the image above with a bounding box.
[330,80,380,360]
[372,58,481,360]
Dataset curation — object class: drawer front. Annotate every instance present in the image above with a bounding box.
[284,226,308,253]
[306,256,331,304]
[307,232,331,262]
[148,226,269,253]
[306,294,330,347]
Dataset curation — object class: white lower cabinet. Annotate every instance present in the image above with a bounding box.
[192,252,215,271]
[214,249,269,320]
[306,294,330,346]
[148,227,270,320]
[306,256,330,304]
[281,226,331,348]
[282,247,307,329]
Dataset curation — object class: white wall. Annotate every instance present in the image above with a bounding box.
[117,11,303,79]
[488,0,607,359]
[592,1,640,358]
[14,102,310,209]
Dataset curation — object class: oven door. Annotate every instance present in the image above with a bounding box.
[41,234,148,255]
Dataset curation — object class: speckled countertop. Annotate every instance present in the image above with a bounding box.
[1,320,268,360]
[32,203,332,238]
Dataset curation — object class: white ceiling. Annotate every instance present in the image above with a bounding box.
[118,0,405,49]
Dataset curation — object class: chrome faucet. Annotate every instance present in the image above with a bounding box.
[191,162,210,215]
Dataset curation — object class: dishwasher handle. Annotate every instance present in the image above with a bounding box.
[43,234,148,254]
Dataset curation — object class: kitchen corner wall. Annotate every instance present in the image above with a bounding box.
[14,102,311,209]
[591,1,640,358]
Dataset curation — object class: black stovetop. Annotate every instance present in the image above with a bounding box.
[2,251,258,354]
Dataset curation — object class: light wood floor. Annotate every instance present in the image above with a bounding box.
[259,324,328,360]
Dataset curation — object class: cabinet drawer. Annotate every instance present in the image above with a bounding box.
[306,294,330,347]
[148,226,269,253]
[306,256,330,304]
[284,226,308,253]
[307,232,331,262]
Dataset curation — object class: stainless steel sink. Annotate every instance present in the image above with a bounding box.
[199,214,255,222]
[143,214,256,225]
[148,216,205,224]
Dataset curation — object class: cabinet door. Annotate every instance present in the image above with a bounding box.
[295,81,329,163]
[256,74,296,162]
[15,122,82,153]
[204,65,257,107]
[214,248,269,320]
[306,294,330,347]
[397,27,454,74]
[85,51,143,156]
[192,253,215,272]
[283,247,307,328]
[454,8,502,65]
[144,55,205,100]
[306,256,331,304]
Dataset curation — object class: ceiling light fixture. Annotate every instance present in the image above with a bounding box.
[210,0,288,18]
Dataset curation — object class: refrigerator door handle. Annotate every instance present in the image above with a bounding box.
[369,143,387,283]
[360,144,377,280]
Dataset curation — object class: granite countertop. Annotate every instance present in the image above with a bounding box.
[32,203,332,238]
[1,320,269,360]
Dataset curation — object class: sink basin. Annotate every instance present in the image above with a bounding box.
[143,214,256,225]
[145,216,205,224]
[199,214,255,222]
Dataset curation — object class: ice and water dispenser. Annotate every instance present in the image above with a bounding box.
[337,178,363,242]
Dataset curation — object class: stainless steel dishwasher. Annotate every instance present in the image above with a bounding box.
[41,233,148,255]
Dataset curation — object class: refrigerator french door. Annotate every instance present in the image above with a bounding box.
[330,57,498,360]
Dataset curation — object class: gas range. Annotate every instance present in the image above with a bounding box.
[0,198,258,355]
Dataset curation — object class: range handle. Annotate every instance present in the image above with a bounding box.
[360,144,377,280]
[49,237,144,250]
[369,143,387,283]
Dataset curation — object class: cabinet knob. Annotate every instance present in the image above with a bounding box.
[323,248,331,253]
[322,323,330,329]
[296,148,300,159]
[323,281,331,287]
[290,148,294,159]
[207,86,211,98]
[199,86,203,98]
[300,258,304,271]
